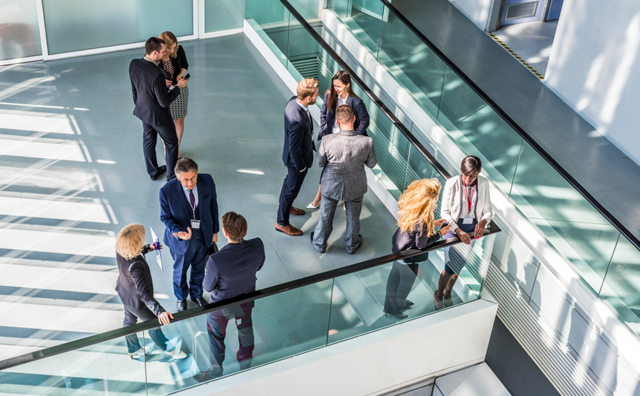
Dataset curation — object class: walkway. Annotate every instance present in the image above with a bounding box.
[394,0,640,238]
[0,34,398,361]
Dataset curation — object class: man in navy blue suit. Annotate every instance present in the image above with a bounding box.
[275,78,319,236]
[129,37,188,181]
[160,157,219,312]
[198,211,265,379]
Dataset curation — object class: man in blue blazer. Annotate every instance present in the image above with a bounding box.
[160,158,219,312]
[276,78,320,236]
[129,37,188,181]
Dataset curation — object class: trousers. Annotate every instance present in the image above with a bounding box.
[142,121,179,180]
[206,303,254,377]
[383,261,419,314]
[312,195,363,253]
[123,305,169,353]
[277,166,308,226]
[172,232,207,300]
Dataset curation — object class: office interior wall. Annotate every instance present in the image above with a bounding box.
[447,0,499,31]
[545,0,640,165]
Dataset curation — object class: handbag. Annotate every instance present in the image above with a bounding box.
[206,242,219,260]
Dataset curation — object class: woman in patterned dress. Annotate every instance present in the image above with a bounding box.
[159,31,189,157]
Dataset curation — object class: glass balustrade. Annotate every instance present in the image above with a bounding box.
[0,231,497,395]
[324,0,640,338]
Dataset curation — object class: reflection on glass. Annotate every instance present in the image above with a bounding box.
[328,235,495,344]
[42,0,193,54]
[0,335,148,395]
[0,0,42,61]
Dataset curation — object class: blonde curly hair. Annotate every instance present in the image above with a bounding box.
[116,224,146,260]
[397,178,441,237]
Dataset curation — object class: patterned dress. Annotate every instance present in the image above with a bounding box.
[162,58,189,120]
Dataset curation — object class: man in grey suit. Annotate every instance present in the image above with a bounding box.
[311,105,377,254]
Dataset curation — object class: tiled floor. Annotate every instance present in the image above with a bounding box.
[493,20,558,77]
[0,33,399,361]
[394,0,640,239]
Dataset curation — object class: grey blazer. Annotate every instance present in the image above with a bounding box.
[318,129,377,201]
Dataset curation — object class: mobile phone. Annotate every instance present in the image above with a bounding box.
[441,222,449,227]
[183,73,190,80]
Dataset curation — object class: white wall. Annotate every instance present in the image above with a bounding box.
[545,0,640,165]
[447,0,498,31]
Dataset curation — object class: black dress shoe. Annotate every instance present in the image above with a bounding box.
[150,165,167,181]
[191,297,208,307]
[176,300,186,312]
[402,300,415,310]
[385,312,408,320]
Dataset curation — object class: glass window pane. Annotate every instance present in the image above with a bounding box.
[599,235,640,337]
[42,0,193,55]
[205,0,246,33]
[0,0,42,61]
[510,142,619,292]
[247,0,290,68]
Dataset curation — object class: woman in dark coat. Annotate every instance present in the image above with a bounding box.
[385,179,451,319]
[115,223,186,359]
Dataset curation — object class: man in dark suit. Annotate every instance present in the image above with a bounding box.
[129,37,188,181]
[199,211,265,379]
[275,78,319,236]
[159,158,219,312]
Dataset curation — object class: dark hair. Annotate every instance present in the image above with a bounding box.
[175,157,198,176]
[145,37,165,55]
[327,70,358,114]
[460,155,482,174]
[336,104,354,124]
[222,212,247,241]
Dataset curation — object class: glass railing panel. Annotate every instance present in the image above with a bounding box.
[144,281,333,392]
[599,235,640,337]
[509,142,619,292]
[247,0,291,68]
[0,333,148,395]
[436,68,522,196]
[377,9,447,119]
[327,233,496,343]
[286,17,322,81]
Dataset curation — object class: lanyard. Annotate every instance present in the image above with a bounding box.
[462,179,475,212]
[188,190,196,220]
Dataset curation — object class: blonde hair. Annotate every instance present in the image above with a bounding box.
[116,224,146,260]
[159,31,179,59]
[297,78,319,100]
[397,178,441,237]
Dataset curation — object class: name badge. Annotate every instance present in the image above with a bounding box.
[191,220,201,229]
[463,217,474,225]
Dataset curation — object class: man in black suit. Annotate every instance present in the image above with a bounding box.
[275,78,319,236]
[198,211,265,379]
[129,37,188,181]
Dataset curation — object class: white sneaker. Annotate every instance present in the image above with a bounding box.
[165,348,188,360]
[129,345,151,359]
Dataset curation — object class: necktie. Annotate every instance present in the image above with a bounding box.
[307,110,313,133]
[189,189,195,210]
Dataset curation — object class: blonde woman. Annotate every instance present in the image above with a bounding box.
[115,224,186,360]
[384,179,451,319]
[159,31,190,156]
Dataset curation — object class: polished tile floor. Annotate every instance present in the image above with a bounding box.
[0,33,399,361]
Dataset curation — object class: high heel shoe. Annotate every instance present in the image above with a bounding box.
[307,201,320,209]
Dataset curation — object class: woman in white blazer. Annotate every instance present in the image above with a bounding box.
[435,156,493,307]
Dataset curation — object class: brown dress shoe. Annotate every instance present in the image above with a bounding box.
[276,206,306,215]
[275,223,303,236]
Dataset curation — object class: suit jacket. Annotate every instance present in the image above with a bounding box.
[319,92,370,139]
[392,224,442,263]
[318,130,377,201]
[129,58,180,126]
[282,96,315,170]
[441,175,493,233]
[159,174,219,256]
[203,238,266,303]
[115,247,166,316]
